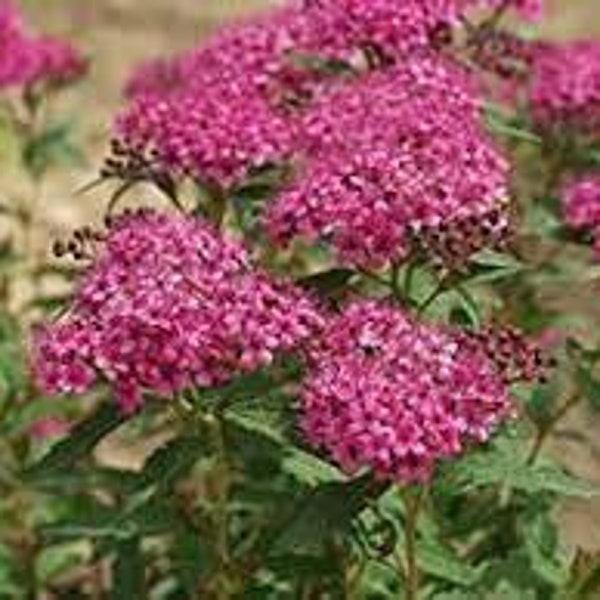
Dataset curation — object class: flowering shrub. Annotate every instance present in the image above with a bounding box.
[0,0,599,598]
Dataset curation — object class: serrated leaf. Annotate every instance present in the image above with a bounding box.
[26,402,126,477]
[417,539,479,586]
[281,448,345,486]
[140,434,208,490]
[523,513,567,586]
[266,474,381,557]
[447,437,598,497]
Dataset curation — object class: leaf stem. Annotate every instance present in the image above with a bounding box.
[402,488,423,600]
[526,392,581,466]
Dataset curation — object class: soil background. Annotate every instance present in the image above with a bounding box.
[13,0,600,551]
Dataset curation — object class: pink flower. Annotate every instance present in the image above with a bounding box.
[529,41,600,138]
[300,300,514,482]
[561,174,600,231]
[265,55,509,267]
[0,0,84,90]
[32,211,323,413]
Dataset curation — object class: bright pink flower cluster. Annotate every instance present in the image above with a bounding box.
[561,174,600,236]
[118,0,522,191]
[0,0,84,90]
[529,41,600,138]
[300,301,513,482]
[33,211,323,413]
[265,56,509,267]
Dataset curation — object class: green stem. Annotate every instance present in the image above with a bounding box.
[206,413,234,599]
[526,392,580,466]
[402,489,423,600]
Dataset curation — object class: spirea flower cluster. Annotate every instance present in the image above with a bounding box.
[561,174,600,257]
[265,56,509,267]
[118,0,514,268]
[0,0,85,90]
[33,211,323,413]
[300,301,514,482]
[529,41,600,138]
[561,175,600,232]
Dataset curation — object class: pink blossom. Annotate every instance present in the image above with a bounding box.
[0,0,84,90]
[300,300,514,482]
[116,85,295,187]
[561,174,600,231]
[265,56,510,267]
[32,210,323,413]
[529,41,600,138]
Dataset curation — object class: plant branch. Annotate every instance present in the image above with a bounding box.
[526,392,581,466]
[402,488,423,600]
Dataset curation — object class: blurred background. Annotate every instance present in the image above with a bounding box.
[11,0,600,551]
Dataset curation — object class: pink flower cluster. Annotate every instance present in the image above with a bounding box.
[117,1,513,267]
[33,210,323,413]
[300,301,513,482]
[265,56,509,267]
[0,0,84,90]
[529,41,600,138]
[561,175,600,256]
[117,0,518,187]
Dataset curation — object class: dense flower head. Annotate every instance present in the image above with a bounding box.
[265,56,510,267]
[33,210,323,413]
[117,83,295,186]
[0,0,84,90]
[561,174,600,231]
[300,300,514,482]
[117,0,532,191]
[529,41,600,138]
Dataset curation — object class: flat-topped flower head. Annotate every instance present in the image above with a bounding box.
[561,174,600,232]
[265,56,510,267]
[529,41,600,139]
[0,0,84,90]
[117,83,295,187]
[33,210,323,413]
[300,300,514,482]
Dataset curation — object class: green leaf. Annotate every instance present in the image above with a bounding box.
[489,579,537,600]
[298,268,355,298]
[576,365,600,411]
[35,542,89,584]
[523,513,568,586]
[171,527,214,596]
[466,252,526,285]
[23,121,84,179]
[517,379,559,427]
[266,474,383,557]
[111,537,145,600]
[140,434,208,490]
[417,539,479,586]
[281,448,345,486]
[27,402,126,477]
[447,436,598,498]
